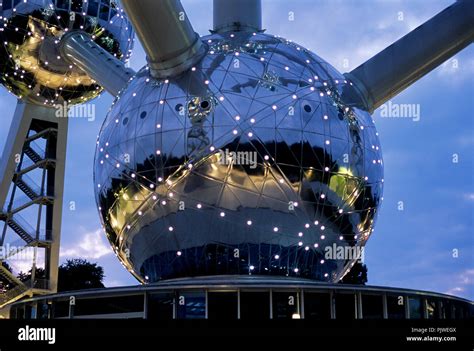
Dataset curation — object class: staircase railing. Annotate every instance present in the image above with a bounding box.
[0,284,28,307]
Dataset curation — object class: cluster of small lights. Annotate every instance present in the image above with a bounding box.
[0,0,134,105]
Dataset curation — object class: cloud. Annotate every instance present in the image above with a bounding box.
[103,278,126,287]
[464,193,474,202]
[5,248,44,275]
[259,0,456,85]
[456,134,474,147]
[60,229,113,260]
[445,269,474,296]
[435,51,474,85]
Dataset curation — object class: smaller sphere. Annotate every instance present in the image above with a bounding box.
[0,0,134,105]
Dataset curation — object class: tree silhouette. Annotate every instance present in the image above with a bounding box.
[57,259,105,292]
[340,262,368,285]
[17,259,105,292]
[0,262,13,291]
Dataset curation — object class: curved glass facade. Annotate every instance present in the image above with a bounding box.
[94,32,384,284]
[8,278,473,320]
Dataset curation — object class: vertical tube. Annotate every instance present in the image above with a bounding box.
[213,0,262,33]
[121,0,206,78]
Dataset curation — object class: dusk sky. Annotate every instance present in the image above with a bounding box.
[1,0,472,299]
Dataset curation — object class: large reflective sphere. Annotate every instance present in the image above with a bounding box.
[94,32,384,283]
[0,0,133,105]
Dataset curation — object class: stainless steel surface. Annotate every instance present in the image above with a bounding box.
[0,0,134,105]
[213,0,262,33]
[94,32,384,284]
[343,0,474,112]
[60,31,135,97]
[121,0,206,78]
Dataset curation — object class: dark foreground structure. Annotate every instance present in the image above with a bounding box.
[8,276,473,320]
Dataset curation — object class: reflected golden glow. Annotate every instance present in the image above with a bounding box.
[109,183,152,235]
[14,17,97,89]
[1,7,133,105]
[329,167,362,208]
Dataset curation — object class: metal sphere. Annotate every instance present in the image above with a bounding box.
[94,32,384,283]
[0,0,134,105]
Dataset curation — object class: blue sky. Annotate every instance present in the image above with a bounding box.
[1,0,472,299]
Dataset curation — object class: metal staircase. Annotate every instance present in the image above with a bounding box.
[5,217,35,244]
[1,238,36,261]
[0,264,29,307]
[15,177,39,201]
[23,146,42,164]
[0,264,24,287]
[0,118,60,308]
